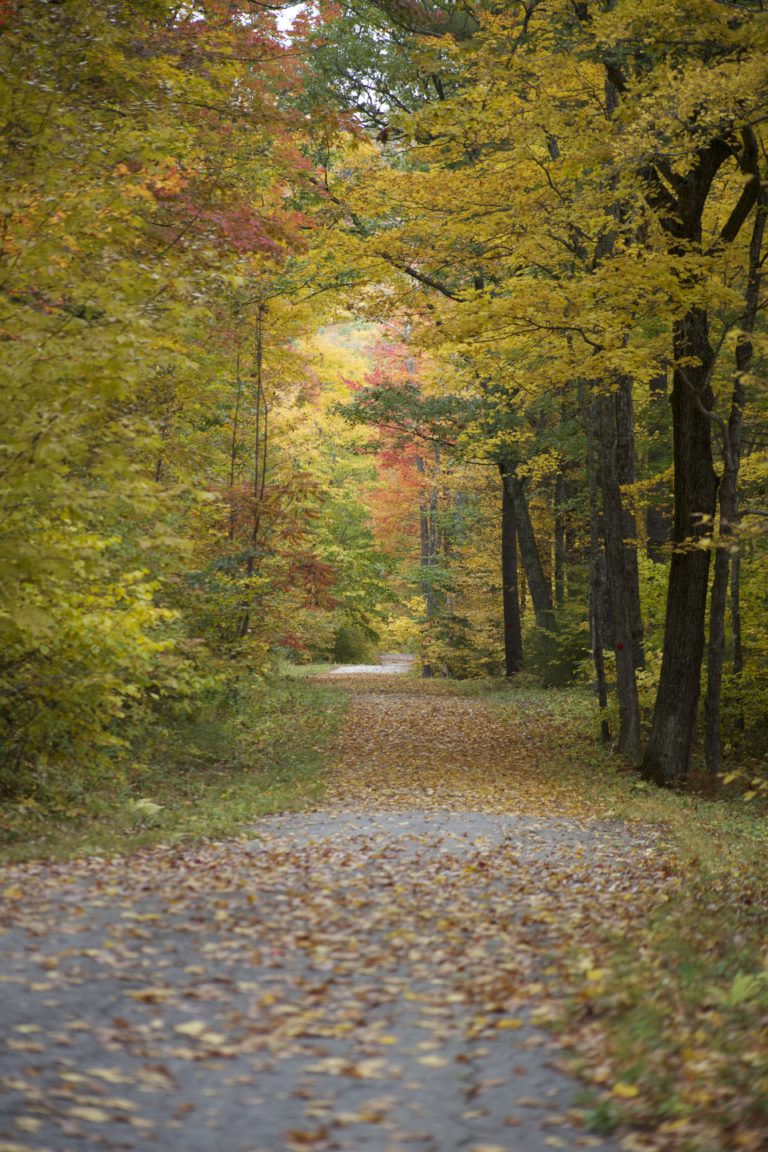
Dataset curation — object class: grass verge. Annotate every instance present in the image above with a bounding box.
[485,684,768,1151]
[0,676,346,865]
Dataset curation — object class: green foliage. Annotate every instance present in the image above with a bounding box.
[332,623,379,664]
[0,570,173,799]
[0,0,230,789]
[525,602,591,688]
[0,2,395,806]
[0,675,345,863]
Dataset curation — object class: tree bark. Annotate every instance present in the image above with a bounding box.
[615,373,645,670]
[500,463,523,676]
[645,366,672,561]
[417,453,437,677]
[642,140,731,785]
[554,470,566,606]
[580,383,610,744]
[239,305,268,640]
[597,386,642,760]
[229,347,243,542]
[643,306,719,783]
[505,472,556,633]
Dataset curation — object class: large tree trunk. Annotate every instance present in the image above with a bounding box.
[643,306,719,783]
[597,386,642,760]
[500,463,523,676]
[642,140,732,785]
[505,472,556,633]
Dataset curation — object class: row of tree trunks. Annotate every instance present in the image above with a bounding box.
[614,374,645,672]
[361,5,756,780]
[645,367,672,561]
[704,184,766,773]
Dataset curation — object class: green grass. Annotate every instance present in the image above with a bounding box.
[277,661,338,678]
[0,676,346,864]
[486,685,768,1150]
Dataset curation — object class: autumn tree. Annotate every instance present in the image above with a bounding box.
[305,0,768,776]
[0,0,389,793]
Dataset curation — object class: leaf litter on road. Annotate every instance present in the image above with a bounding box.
[0,675,682,1151]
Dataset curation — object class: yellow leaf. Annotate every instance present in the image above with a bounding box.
[612,1082,640,1099]
[2,886,23,901]
[88,1067,132,1084]
[69,1106,112,1123]
[496,1017,523,1030]
[354,1058,388,1079]
[14,1117,41,1132]
[174,1020,208,1038]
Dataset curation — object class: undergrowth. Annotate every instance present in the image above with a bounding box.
[0,676,345,864]
[484,685,768,1152]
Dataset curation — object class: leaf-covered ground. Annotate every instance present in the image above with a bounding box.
[0,672,709,1152]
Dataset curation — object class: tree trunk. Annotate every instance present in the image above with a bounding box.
[643,307,719,783]
[704,545,730,773]
[239,306,268,640]
[505,473,556,633]
[417,454,436,677]
[730,552,744,730]
[500,463,523,676]
[615,373,645,670]
[580,384,610,744]
[731,553,743,680]
[597,386,642,760]
[229,347,243,542]
[554,470,566,606]
[642,138,732,784]
[645,366,672,561]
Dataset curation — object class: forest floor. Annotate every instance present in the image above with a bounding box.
[1,668,766,1152]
